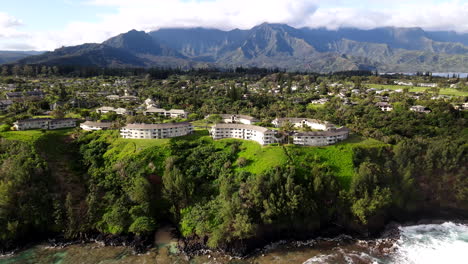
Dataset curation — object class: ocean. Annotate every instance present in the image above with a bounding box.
[1,222,467,264]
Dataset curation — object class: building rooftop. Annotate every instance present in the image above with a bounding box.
[294,127,350,137]
[123,122,192,129]
[212,123,272,133]
[81,121,113,128]
[15,118,77,124]
[274,118,335,127]
[218,114,258,121]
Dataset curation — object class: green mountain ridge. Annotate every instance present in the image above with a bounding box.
[13,23,468,72]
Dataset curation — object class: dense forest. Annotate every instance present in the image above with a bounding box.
[0,70,466,255]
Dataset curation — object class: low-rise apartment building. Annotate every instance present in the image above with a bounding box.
[292,127,350,146]
[410,105,431,113]
[210,123,276,145]
[376,102,393,111]
[144,107,189,118]
[120,122,193,139]
[216,114,259,125]
[80,121,113,131]
[0,100,13,111]
[96,106,133,115]
[272,118,335,131]
[13,118,77,131]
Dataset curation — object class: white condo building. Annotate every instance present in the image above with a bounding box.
[14,118,77,131]
[96,106,133,115]
[120,122,193,139]
[272,118,335,131]
[217,114,259,125]
[210,123,276,145]
[144,107,189,118]
[80,121,113,131]
[292,127,350,146]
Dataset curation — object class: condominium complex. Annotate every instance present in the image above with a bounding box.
[272,118,335,131]
[144,107,189,118]
[292,127,350,146]
[210,123,276,145]
[13,118,77,131]
[96,106,133,115]
[120,122,193,139]
[217,114,259,125]
[80,121,113,131]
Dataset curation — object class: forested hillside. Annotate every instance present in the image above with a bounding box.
[0,71,466,255]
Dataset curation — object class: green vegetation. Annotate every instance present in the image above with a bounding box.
[0,130,45,142]
[0,71,466,253]
[366,84,468,96]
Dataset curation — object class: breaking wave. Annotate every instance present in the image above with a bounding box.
[303,222,468,264]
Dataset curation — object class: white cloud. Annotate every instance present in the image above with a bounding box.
[0,12,28,39]
[1,0,468,51]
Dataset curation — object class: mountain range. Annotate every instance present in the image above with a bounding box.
[0,51,44,65]
[9,23,468,72]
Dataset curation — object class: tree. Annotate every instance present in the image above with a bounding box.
[163,157,194,220]
[129,217,156,236]
[1,66,9,76]
[52,108,66,119]
[237,157,248,167]
[11,65,21,76]
[23,65,34,77]
[280,121,295,132]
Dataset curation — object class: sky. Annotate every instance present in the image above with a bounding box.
[1,0,468,51]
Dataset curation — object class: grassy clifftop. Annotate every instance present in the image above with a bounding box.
[0,128,387,190]
[76,130,386,189]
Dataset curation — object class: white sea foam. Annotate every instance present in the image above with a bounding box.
[391,222,468,264]
[303,222,468,264]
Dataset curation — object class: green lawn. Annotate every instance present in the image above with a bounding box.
[288,134,387,188]
[209,133,386,187]
[212,139,289,174]
[0,128,74,143]
[32,115,53,119]
[366,84,468,97]
[0,130,46,142]
[306,103,326,110]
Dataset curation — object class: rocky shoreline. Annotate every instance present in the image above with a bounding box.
[2,214,467,260]
[0,233,153,257]
[178,215,468,259]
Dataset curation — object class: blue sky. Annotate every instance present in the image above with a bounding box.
[0,0,467,50]
[1,0,116,31]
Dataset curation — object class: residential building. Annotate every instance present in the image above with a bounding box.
[272,118,335,131]
[311,98,330,104]
[293,127,350,146]
[410,105,431,113]
[96,106,133,115]
[13,118,77,131]
[375,102,393,111]
[210,123,276,145]
[394,81,413,86]
[213,114,259,125]
[80,121,113,131]
[143,98,158,108]
[0,100,13,111]
[144,107,166,116]
[120,122,193,139]
[144,108,189,118]
[6,90,45,101]
[106,94,139,102]
[419,83,437,88]
[48,119,78,130]
[167,109,189,118]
